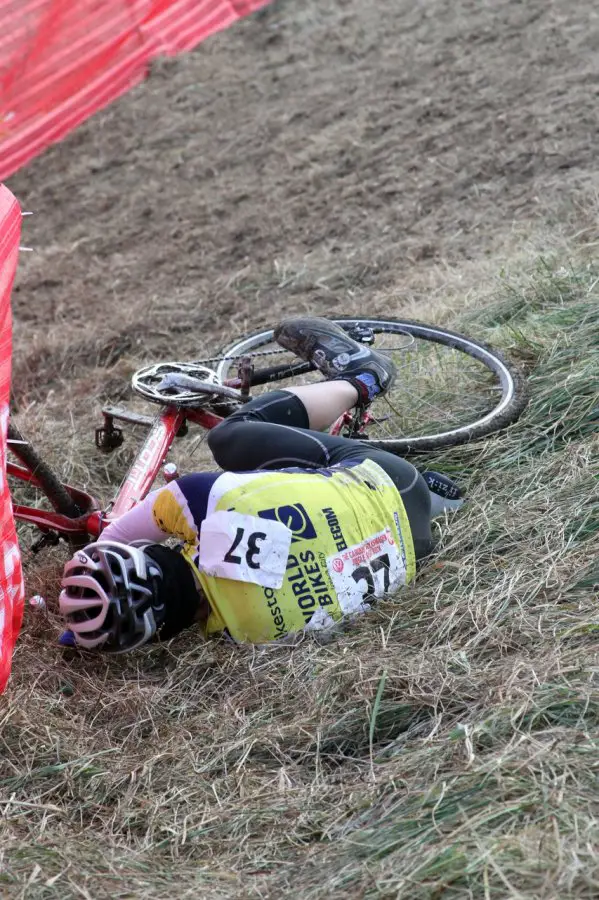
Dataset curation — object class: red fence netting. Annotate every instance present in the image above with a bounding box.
[0,0,270,180]
[0,0,270,689]
[0,184,24,694]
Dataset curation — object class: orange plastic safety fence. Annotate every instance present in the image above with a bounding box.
[0,0,270,179]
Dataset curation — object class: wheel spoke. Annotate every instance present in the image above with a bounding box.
[207,317,525,451]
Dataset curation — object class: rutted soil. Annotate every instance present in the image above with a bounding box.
[6,0,599,475]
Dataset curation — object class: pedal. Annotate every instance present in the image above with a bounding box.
[346,323,375,345]
[31,531,60,554]
[95,423,124,452]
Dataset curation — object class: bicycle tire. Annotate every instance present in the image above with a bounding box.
[215,316,528,453]
[7,421,83,517]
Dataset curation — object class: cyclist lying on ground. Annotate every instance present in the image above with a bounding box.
[59,317,463,652]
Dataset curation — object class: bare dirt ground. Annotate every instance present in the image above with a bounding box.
[3,0,599,897]
[7,0,599,427]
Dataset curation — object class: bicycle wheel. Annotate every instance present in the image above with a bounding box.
[7,421,83,517]
[211,317,527,453]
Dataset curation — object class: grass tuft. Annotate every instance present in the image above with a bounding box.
[3,259,599,898]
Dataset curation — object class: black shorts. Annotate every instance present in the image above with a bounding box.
[207,391,433,559]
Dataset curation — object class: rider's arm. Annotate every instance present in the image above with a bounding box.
[101,473,218,546]
[100,491,169,544]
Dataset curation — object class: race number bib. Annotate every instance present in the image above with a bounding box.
[198,510,292,588]
[326,528,405,615]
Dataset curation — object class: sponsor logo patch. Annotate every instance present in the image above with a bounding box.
[258,503,317,542]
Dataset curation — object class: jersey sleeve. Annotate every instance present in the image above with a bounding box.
[100,491,170,544]
[101,474,220,545]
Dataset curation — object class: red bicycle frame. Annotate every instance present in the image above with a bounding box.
[9,379,372,543]
[106,405,222,521]
[8,404,223,542]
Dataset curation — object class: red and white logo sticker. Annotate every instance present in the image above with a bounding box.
[327,528,406,614]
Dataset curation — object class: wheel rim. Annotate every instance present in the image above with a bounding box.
[215,318,519,448]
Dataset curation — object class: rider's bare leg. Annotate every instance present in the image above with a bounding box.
[282,381,359,432]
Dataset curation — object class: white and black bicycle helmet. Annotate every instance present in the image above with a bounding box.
[59,541,166,653]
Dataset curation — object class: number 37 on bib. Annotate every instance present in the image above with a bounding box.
[198,510,292,588]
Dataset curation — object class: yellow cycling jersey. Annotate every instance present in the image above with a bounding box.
[150,459,416,643]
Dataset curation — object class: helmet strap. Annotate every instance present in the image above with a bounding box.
[144,544,202,640]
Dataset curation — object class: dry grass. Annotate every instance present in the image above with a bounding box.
[3,258,599,899]
[4,0,599,894]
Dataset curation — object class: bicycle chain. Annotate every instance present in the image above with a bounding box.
[192,343,409,367]
[191,347,290,366]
